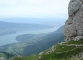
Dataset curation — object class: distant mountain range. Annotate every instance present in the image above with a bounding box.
[0,21,53,36]
[0,21,53,30]
[0,18,66,27]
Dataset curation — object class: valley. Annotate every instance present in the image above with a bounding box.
[0,27,58,46]
[0,26,64,57]
[1,0,81,60]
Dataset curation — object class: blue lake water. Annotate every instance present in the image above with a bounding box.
[0,27,59,46]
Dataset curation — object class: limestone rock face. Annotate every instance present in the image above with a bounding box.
[63,0,83,41]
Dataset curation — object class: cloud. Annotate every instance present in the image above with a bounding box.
[0,0,70,18]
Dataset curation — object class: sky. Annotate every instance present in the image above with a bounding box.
[0,0,70,19]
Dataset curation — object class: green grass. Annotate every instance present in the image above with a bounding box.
[25,55,39,60]
[10,55,39,60]
[39,39,83,60]
[65,39,83,44]
[55,44,76,52]
[10,39,83,60]
[39,47,83,60]
[10,56,25,60]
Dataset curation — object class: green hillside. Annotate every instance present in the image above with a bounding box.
[0,26,64,56]
[0,52,14,60]
[10,38,83,60]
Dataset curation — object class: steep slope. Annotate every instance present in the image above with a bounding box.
[38,0,83,59]
[10,39,83,60]
[22,26,64,56]
[37,39,83,60]
[0,26,64,56]
[10,0,83,60]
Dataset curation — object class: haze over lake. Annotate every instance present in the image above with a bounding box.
[0,27,59,46]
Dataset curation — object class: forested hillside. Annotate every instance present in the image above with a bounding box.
[11,38,83,60]
[0,26,64,56]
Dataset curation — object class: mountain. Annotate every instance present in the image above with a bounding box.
[0,26,64,56]
[39,0,83,59]
[0,18,65,27]
[0,21,52,30]
[0,21,53,36]
[10,0,83,60]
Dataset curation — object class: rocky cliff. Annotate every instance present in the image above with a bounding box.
[63,0,83,41]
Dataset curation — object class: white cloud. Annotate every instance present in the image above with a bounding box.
[0,0,70,18]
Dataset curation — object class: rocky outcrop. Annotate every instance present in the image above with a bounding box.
[63,0,83,41]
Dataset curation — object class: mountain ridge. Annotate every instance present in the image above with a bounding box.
[2,0,83,60]
[9,0,83,60]
[0,21,53,36]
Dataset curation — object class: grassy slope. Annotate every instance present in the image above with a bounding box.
[38,39,83,60]
[10,39,83,60]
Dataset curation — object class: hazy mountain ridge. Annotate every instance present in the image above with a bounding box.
[0,18,65,27]
[0,21,53,30]
[0,21,53,36]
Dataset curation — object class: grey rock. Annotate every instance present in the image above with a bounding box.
[63,0,83,41]
[68,0,82,16]
[74,36,83,41]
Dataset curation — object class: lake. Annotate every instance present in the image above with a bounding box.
[0,27,59,46]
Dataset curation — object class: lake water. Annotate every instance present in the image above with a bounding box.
[0,27,59,46]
